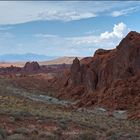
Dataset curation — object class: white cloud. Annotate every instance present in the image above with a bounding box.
[33,22,129,56]
[0,1,140,24]
[34,34,58,38]
[0,22,129,57]
[71,22,129,47]
[37,11,97,21]
[0,22,130,57]
[111,6,140,17]
[100,22,128,39]
[0,1,98,24]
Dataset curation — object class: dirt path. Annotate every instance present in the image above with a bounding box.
[5,86,72,106]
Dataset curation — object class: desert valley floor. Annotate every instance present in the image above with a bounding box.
[0,73,139,140]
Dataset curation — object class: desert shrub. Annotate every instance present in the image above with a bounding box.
[78,133,96,140]
[13,127,29,135]
[7,134,26,140]
[0,128,7,139]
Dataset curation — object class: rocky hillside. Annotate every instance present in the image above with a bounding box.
[54,31,140,118]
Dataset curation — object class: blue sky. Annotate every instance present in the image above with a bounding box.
[0,1,140,57]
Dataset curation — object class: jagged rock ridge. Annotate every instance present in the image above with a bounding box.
[55,31,140,116]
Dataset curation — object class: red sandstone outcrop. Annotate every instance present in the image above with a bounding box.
[55,31,140,112]
[23,61,40,72]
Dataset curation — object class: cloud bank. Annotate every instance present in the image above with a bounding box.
[34,22,129,56]
[111,6,140,17]
[0,1,140,24]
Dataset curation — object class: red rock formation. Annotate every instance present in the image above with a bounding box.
[70,57,82,86]
[23,61,40,72]
[55,31,140,113]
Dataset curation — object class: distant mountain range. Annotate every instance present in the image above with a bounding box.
[0,53,57,62]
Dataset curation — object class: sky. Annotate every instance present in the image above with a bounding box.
[0,1,140,58]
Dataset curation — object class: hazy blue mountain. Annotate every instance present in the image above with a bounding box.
[0,53,57,62]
